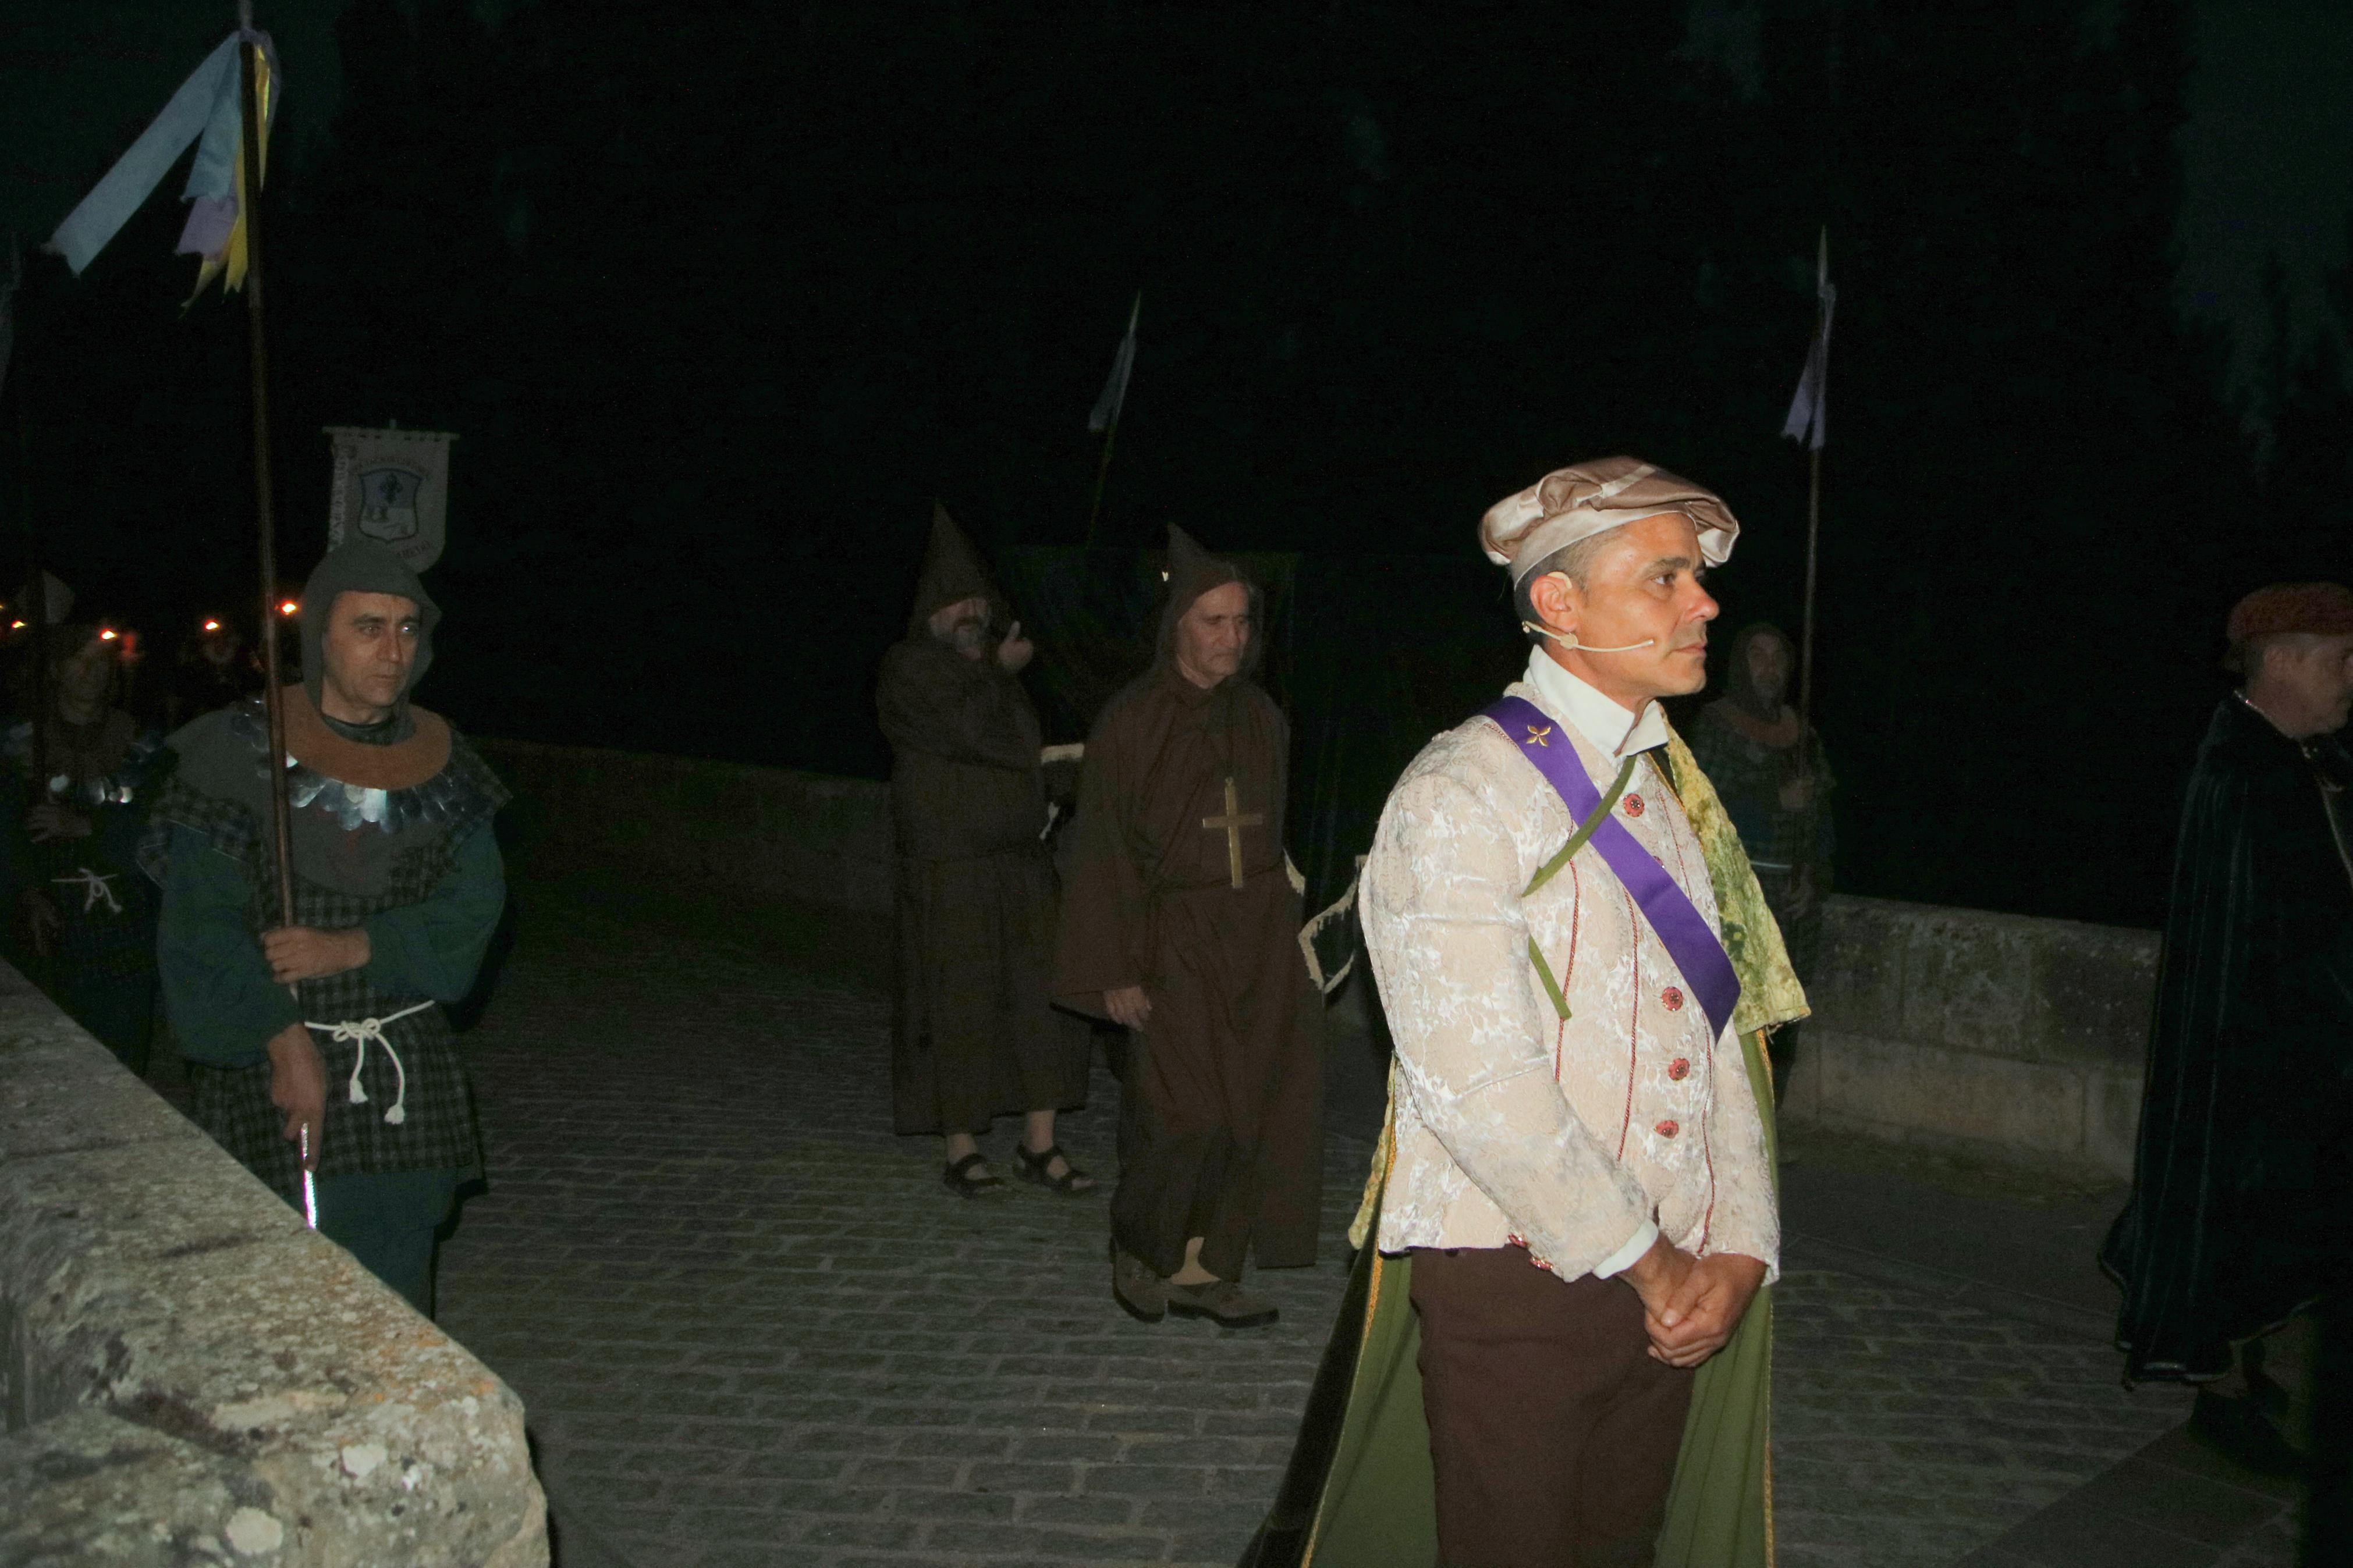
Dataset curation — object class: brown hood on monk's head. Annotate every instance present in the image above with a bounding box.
[1155,524,1262,675]
[907,503,1000,639]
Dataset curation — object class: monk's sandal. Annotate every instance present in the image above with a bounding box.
[1014,1143,1095,1195]
[1166,1278,1279,1329]
[1112,1243,1167,1322]
[943,1152,1008,1199]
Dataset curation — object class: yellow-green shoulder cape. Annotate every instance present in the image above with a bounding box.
[1241,724,1807,1568]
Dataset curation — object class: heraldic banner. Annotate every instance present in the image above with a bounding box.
[325,426,457,571]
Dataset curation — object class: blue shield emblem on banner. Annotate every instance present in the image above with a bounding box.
[357,465,424,543]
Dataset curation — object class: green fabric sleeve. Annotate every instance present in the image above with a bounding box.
[362,824,506,1002]
[157,824,298,1066]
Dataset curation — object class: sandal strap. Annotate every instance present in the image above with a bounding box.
[946,1152,997,1181]
[1017,1143,1067,1170]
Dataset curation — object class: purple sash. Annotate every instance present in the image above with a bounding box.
[1484,695,1742,1042]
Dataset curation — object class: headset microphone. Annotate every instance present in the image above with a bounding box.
[1520,622,1657,655]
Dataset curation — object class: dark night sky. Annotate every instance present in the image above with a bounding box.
[3,1,2351,929]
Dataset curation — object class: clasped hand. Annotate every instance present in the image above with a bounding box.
[1623,1238,1767,1368]
[262,925,370,986]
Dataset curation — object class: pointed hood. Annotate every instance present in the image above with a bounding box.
[908,503,1000,637]
[1156,525,1259,674]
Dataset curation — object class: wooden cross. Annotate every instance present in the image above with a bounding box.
[1201,776,1265,890]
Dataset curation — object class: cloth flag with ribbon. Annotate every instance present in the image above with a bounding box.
[1088,292,1140,433]
[45,30,278,298]
[1780,230,1835,451]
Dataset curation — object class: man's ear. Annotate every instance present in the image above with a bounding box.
[1529,571,1581,636]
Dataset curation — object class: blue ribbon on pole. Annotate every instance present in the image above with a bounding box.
[46,30,276,276]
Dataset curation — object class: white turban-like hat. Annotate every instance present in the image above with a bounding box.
[1481,456,1741,584]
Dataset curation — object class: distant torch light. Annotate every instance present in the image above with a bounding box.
[278,600,299,617]
[99,628,118,641]
[203,618,221,633]
[8,621,23,631]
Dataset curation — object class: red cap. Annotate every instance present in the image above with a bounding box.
[2226,582,2353,646]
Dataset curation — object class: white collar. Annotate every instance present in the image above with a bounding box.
[1522,648,1671,759]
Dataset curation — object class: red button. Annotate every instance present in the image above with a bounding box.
[1667,1058,1691,1082]
[1661,986,1684,1012]
[1622,794,1645,818]
[1655,1119,1680,1139]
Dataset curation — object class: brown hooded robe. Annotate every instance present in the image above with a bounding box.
[878,507,1089,1136]
[1053,528,1323,1277]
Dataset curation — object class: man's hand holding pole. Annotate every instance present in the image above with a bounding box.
[267,1020,325,1172]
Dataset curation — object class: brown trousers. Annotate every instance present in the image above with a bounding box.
[1411,1247,1694,1568]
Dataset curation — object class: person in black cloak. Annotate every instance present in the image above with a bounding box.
[875,505,1094,1197]
[2102,581,2353,1475]
[144,541,508,1315]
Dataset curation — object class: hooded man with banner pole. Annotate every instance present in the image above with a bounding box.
[142,541,508,1315]
[1243,458,1805,1568]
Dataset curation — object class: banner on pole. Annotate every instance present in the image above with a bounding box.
[325,426,457,571]
[1780,230,1834,451]
[45,30,279,297]
[1088,293,1140,433]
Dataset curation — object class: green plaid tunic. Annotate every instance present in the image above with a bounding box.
[145,704,507,1206]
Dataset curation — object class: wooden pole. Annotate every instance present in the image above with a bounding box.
[8,243,50,794]
[1798,442,1820,755]
[1083,291,1139,546]
[1795,227,1829,779]
[1083,416,1120,546]
[237,18,295,927]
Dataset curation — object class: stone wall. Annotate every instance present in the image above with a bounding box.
[0,963,548,1567]
[473,740,2164,1178]
[1784,895,2160,1179]
[480,738,892,913]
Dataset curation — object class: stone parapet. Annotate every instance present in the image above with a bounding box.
[467,740,2167,1177]
[1784,895,2160,1178]
[0,962,547,1566]
[478,738,892,913]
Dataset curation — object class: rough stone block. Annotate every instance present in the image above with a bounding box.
[2029,924,2161,1068]
[1808,1029,2086,1160]
[1896,909,2038,1056]
[1811,897,1906,1038]
[1,982,549,1567]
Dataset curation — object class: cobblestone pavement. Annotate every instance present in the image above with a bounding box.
[434,876,2199,1568]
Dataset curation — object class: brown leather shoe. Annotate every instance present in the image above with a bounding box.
[1165,1278,1279,1328]
[1112,1243,1167,1323]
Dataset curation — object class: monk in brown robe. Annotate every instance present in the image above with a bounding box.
[1055,526,1323,1328]
[878,507,1094,1197]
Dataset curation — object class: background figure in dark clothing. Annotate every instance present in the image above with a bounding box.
[878,507,1094,1199]
[0,621,166,1071]
[2103,582,2353,1479]
[169,614,264,731]
[1687,622,1833,1098]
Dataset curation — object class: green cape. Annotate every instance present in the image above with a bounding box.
[1242,726,1807,1568]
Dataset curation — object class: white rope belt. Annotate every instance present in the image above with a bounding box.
[52,868,122,915]
[306,1000,434,1126]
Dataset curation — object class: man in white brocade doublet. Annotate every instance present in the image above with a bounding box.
[1365,645,1779,1282]
[1360,457,1780,1568]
